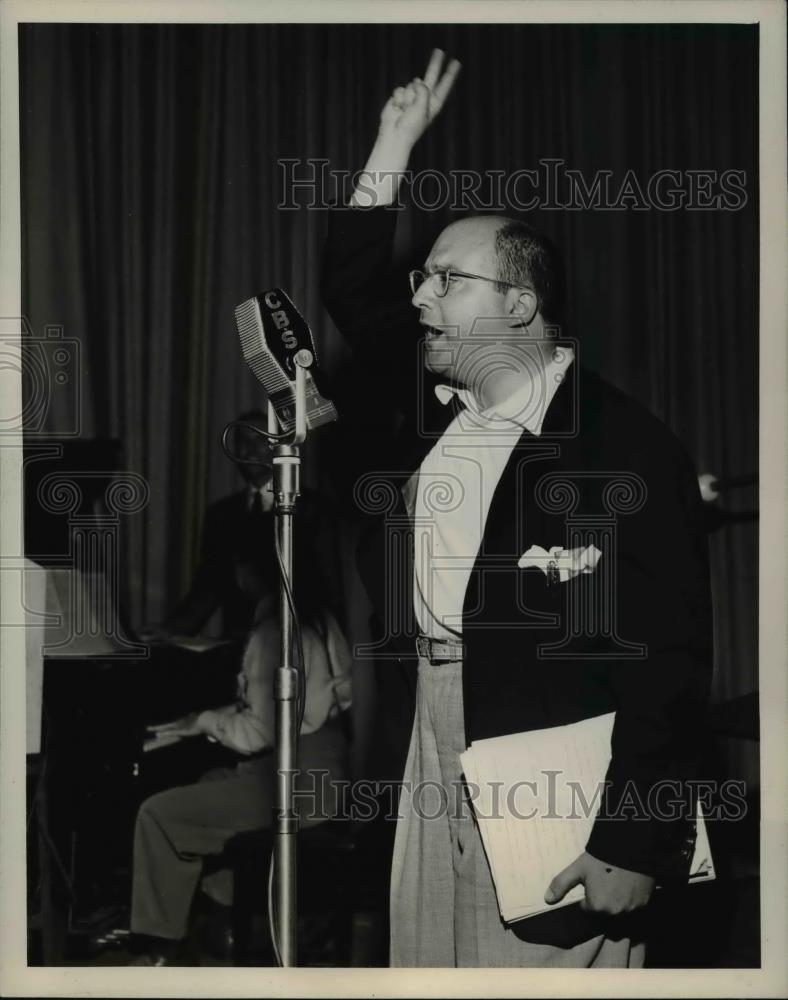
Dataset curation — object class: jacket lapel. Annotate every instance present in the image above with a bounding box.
[360,364,593,647]
[461,364,584,625]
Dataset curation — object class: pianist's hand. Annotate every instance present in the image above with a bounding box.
[147,712,204,739]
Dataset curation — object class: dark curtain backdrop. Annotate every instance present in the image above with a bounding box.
[20,23,758,778]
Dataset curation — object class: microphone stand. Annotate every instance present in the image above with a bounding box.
[269,356,308,967]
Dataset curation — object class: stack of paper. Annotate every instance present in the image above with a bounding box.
[460,711,715,923]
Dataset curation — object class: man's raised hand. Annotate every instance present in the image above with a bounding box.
[378,48,462,147]
[350,48,461,207]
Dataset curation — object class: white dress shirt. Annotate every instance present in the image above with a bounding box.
[408,347,574,640]
[197,609,353,754]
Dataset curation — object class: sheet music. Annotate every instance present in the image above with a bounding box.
[460,712,715,923]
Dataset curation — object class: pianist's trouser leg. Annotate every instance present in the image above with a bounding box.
[131,719,346,941]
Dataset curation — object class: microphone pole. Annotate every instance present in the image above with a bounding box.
[269,354,309,968]
[232,288,337,966]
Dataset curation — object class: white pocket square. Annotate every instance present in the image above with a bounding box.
[518,544,602,583]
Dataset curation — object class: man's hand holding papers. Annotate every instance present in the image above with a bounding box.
[544,851,656,915]
[460,711,714,923]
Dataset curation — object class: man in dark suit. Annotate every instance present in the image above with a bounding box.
[321,50,713,966]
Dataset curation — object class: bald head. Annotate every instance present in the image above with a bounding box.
[422,216,508,308]
[429,215,508,273]
[438,214,510,242]
[429,215,565,324]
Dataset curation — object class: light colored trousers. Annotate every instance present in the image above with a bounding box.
[390,658,647,967]
[131,720,346,941]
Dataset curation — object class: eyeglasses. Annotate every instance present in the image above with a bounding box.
[408,267,525,298]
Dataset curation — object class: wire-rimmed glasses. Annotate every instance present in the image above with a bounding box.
[408,267,525,298]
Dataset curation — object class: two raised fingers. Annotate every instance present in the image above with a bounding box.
[390,49,461,111]
[422,47,462,107]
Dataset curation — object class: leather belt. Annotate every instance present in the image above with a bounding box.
[416,634,465,665]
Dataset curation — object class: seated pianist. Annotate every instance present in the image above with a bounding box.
[128,588,353,966]
[128,409,353,965]
[139,408,343,715]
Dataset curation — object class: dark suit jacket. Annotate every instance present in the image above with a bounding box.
[322,205,714,883]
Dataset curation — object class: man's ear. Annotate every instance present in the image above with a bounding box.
[505,287,538,327]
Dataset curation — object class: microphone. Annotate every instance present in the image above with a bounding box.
[234,289,338,433]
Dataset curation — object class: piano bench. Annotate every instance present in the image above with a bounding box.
[224,820,359,966]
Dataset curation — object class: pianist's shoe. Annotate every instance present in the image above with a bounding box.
[127,935,181,966]
[129,950,171,966]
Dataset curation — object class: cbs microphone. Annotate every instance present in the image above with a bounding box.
[234,289,338,433]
